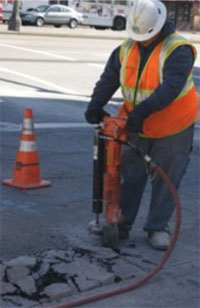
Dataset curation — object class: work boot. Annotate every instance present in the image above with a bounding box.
[148,230,170,251]
[118,223,131,239]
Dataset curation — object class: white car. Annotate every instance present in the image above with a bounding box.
[0,2,2,22]
[2,3,13,23]
[21,5,83,28]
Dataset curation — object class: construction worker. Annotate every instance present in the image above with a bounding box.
[85,0,198,250]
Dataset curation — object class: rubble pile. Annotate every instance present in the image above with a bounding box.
[0,245,140,308]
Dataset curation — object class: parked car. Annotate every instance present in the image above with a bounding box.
[2,3,13,23]
[0,2,2,23]
[26,5,50,13]
[21,5,83,28]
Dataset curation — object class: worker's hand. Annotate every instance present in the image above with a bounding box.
[85,108,110,124]
[126,110,143,133]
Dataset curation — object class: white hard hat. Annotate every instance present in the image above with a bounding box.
[126,0,167,41]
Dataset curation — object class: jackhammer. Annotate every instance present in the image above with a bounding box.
[88,116,126,247]
[88,115,181,249]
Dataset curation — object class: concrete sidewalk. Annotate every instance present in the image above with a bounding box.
[0,23,200,43]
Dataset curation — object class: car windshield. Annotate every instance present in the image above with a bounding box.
[35,5,49,12]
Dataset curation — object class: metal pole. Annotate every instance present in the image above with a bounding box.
[8,0,21,31]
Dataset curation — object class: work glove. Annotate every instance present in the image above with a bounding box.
[85,108,110,124]
[126,110,143,133]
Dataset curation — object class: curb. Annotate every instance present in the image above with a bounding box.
[0,29,127,41]
[0,29,200,43]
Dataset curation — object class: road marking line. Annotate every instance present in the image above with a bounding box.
[0,89,121,105]
[87,63,105,69]
[0,67,81,95]
[35,123,92,129]
[1,121,199,133]
[0,43,108,69]
[0,122,93,132]
[0,43,76,61]
[0,89,90,101]
[0,90,120,106]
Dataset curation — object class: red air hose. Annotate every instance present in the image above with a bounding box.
[49,164,181,308]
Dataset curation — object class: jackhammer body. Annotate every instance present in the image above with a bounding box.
[88,116,129,248]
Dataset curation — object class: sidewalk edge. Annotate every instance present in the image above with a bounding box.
[1,30,200,43]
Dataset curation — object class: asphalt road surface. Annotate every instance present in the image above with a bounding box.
[0,34,123,259]
[0,32,199,308]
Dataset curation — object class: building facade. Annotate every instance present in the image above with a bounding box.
[163,0,200,30]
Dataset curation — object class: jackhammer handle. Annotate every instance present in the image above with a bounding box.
[92,127,104,214]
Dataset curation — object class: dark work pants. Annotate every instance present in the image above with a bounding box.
[119,125,194,232]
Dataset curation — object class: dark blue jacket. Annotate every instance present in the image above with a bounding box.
[88,21,195,119]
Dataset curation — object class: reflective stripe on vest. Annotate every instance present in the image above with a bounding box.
[121,73,194,105]
[119,34,198,138]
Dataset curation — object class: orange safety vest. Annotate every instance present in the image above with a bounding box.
[118,33,199,138]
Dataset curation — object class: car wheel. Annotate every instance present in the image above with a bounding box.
[36,18,44,27]
[68,19,78,29]
[112,16,126,31]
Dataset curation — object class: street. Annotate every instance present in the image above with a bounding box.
[0,31,200,308]
[0,33,122,258]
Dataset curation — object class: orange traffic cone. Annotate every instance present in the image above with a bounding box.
[2,108,51,189]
